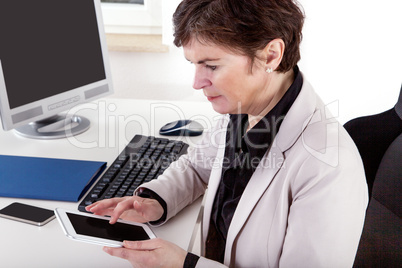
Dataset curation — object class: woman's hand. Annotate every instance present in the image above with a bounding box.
[103,238,187,268]
[86,196,164,224]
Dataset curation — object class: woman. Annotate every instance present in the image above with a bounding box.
[87,0,368,267]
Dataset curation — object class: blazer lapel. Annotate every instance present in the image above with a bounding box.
[201,116,230,252]
[223,144,285,265]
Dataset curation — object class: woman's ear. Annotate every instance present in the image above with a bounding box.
[263,39,285,72]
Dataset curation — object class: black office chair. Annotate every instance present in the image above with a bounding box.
[344,86,402,267]
[344,87,402,198]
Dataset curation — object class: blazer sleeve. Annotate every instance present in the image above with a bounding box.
[279,130,368,267]
[135,115,229,225]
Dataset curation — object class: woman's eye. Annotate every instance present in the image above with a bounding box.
[206,65,217,71]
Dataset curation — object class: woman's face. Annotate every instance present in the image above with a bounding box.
[183,39,273,115]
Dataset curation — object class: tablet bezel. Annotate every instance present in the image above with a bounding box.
[54,208,156,247]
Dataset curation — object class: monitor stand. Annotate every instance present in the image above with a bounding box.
[14,115,90,139]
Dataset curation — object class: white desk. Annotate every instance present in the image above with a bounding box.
[0,98,217,267]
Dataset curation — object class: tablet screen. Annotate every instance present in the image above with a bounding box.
[67,213,150,242]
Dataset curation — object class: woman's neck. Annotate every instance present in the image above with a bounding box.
[247,69,295,131]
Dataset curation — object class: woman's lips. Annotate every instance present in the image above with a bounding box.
[206,95,220,102]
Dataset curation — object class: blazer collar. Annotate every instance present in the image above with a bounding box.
[275,75,317,152]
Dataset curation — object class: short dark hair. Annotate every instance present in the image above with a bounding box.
[173,0,305,72]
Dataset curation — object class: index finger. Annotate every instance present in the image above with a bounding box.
[86,197,124,214]
[109,197,136,224]
[103,245,152,265]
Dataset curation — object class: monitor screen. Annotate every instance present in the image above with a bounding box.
[0,0,113,139]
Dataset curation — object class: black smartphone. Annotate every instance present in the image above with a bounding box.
[0,202,55,226]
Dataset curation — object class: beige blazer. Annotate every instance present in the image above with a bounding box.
[141,77,368,267]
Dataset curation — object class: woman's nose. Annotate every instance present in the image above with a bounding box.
[193,68,211,90]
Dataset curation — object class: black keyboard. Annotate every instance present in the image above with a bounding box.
[78,134,189,212]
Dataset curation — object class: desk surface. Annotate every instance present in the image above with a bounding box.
[0,98,217,267]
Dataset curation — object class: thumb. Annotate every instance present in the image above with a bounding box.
[134,198,164,222]
[123,239,161,251]
[133,200,146,217]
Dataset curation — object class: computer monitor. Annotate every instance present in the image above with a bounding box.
[0,0,113,139]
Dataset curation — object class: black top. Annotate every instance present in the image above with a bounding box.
[204,66,303,263]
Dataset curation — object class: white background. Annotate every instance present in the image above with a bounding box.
[109,0,402,124]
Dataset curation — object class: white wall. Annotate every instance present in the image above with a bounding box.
[109,0,402,124]
[299,0,402,123]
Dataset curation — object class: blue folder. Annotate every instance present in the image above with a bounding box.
[0,155,106,202]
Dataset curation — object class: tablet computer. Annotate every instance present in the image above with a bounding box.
[55,208,156,247]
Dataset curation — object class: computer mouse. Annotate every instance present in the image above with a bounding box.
[159,119,204,136]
